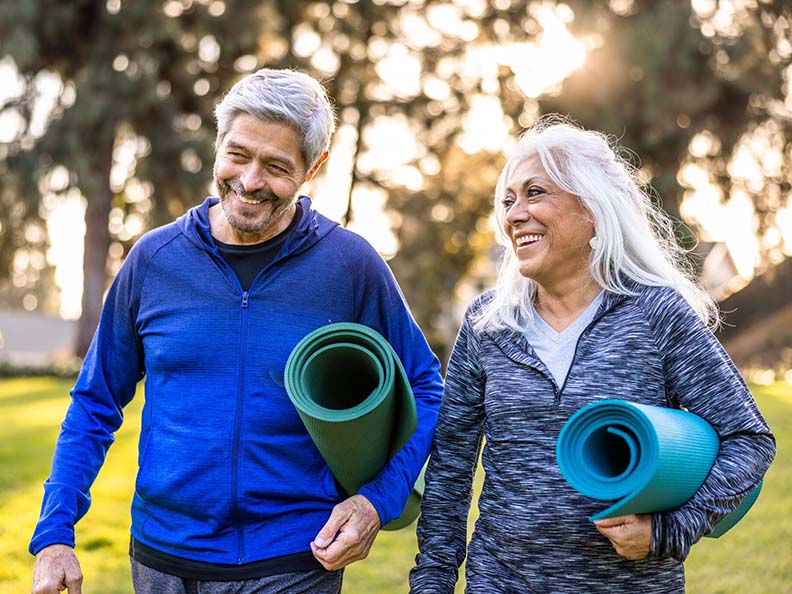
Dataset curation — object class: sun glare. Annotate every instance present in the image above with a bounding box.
[10,2,784,322]
[46,191,86,320]
[507,3,587,98]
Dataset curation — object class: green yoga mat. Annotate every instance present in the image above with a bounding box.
[284,322,421,530]
[556,400,762,538]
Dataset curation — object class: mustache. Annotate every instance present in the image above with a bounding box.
[222,179,279,203]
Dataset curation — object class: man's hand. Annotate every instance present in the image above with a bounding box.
[593,514,652,560]
[32,544,82,594]
[310,494,381,570]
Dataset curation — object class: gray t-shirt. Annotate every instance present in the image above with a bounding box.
[527,292,604,386]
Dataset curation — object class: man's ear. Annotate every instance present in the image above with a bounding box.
[306,151,329,181]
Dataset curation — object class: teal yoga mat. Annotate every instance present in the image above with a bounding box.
[556,400,762,538]
[284,322,421,530]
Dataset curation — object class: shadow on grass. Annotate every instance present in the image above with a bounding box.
[0,378,143,502]
[0,424,60,496]
[0,386,70,409]
[0,412,140,502]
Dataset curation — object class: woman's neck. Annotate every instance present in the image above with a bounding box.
[534,277,602,332]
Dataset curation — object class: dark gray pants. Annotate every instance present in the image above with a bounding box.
[130,558,343,594]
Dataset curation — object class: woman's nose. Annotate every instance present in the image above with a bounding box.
[506,199,529,225]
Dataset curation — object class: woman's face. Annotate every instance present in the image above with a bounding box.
[501,153,595,289]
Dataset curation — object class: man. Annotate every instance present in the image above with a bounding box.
[30,68,443,594]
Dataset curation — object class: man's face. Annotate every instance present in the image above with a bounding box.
[213,113,308,244]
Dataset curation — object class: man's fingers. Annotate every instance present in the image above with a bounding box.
[312,495,380,570]
[311,538,355,570]
[313,505,351,548]
[32,545,83,594]
[65,569,83,594]
[310,541,335,570]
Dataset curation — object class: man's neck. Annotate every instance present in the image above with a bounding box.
[209,201,297,245]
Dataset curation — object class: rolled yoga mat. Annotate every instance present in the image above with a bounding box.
[556,399,762,538]
[284,322,422,530]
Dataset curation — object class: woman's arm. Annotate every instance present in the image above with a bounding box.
[644,287,776,561]
[409,311,487,594]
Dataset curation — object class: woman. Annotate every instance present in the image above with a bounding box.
[409,118,775,593]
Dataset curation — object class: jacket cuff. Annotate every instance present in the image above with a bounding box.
[29,528,75,556]
[649,512,664,558]
[356,482,402,527]
[649,508,706,562]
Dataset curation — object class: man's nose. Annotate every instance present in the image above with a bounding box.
[239,165,266,193]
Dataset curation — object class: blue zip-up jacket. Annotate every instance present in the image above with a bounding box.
[410,286,775,594]
[30,196,443,564]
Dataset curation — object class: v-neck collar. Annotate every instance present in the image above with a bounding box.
[532,291,605,343]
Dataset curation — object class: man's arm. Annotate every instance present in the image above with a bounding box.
[310,234,443,566]
[29,243,147,588]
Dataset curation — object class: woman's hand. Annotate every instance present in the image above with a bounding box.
[593,514,652,560]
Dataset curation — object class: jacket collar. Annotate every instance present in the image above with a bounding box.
[177,195,339,258]
[484,289,630,369]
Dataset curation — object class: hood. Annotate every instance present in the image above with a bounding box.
[176,195,339,258]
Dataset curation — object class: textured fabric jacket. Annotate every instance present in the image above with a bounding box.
[30,196,443,564]
[410,285,775,594]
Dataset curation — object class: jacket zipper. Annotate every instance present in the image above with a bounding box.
[232,290,250,562]
[556,329,588,402]
[557,302,612,400]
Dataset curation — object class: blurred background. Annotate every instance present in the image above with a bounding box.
[0,0,791,377]
[1,2,792,592]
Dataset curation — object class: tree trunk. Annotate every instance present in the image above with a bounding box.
[74,144,114,359]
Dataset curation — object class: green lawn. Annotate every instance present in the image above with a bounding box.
[1,378,789,593]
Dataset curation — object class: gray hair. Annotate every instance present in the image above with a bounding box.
[473,115,718,334]
[214,68,336,169]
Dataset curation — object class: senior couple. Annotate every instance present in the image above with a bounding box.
[30,68,774,594]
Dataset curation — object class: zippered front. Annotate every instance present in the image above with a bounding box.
[232,290,250,563]
[38,195,444,569]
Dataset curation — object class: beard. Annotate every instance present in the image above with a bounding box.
[216,177,296,236]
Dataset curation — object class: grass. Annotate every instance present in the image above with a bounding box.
[1,378,789,593]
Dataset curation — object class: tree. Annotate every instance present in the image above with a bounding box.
[3,0,790,364]
[532,0,791,260]
[2,0,520,362]
[0,0,266,356]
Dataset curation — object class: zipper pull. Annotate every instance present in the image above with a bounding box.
[241,292,249,308]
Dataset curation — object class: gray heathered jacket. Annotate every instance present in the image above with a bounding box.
[410,284,775,594]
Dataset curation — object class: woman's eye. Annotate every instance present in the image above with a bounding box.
[502,196,515,209]
[527,186,545,197]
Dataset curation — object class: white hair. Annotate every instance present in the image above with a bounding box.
[473,115,719,334]
[214,68,336,169]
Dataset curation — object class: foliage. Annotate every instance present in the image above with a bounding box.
[1,377,789,593]
[0,0,266,355]
[536,0,792,256]
[1,1,791,363]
